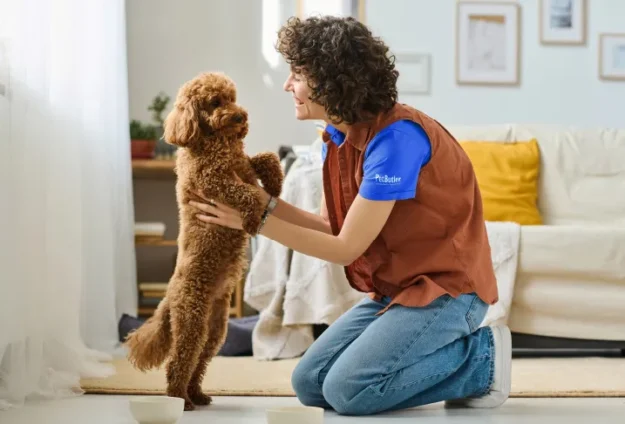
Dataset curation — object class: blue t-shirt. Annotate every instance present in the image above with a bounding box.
[321,120,431,201]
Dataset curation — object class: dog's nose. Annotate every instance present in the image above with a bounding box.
[233,113,245,123]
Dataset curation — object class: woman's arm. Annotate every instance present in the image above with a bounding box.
[218,171,332,234]
[191,193,394,266]
[258,195,393,265]
[269,192,332,234]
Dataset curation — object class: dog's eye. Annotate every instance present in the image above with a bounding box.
[210,99,221,108]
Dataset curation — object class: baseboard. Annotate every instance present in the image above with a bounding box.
[312,325,625,357]
[512,332,625,357]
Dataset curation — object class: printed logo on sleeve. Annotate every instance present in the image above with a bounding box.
[374,174,402,185]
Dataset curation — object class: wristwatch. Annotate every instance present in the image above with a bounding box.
[257,196,278,234]
[265,196,278,215]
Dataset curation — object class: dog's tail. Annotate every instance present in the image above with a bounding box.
[125,297,172,371]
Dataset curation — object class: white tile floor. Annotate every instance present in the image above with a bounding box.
[2,395,625,424]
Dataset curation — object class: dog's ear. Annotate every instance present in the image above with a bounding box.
[163,99,200,147]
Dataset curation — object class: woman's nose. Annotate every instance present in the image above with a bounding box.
[283,76,292,92]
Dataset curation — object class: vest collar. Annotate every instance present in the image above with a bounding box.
[324,124,346,146]
[322,120,373,151]
[321,106,403,151]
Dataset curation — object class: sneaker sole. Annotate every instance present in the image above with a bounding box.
[493,324,512,402]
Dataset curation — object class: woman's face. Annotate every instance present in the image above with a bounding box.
[283,70,326,121]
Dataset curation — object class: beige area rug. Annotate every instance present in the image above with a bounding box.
[81,356,625,398]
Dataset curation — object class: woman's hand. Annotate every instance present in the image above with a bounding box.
[189,194,245,230]
[189,174,271,230]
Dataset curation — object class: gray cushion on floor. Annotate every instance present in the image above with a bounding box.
[118,313,259,357]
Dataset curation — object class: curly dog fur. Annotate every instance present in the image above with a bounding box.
[125,72,283,410]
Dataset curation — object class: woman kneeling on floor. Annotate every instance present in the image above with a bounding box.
[190,15,511,416]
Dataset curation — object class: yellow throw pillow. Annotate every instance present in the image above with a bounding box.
[460,139,542,225]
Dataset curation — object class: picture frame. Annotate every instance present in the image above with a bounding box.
[456,1,521,86]
[394,53,431,95]
[599,33,625,81]
[296,0,366,23]
[540,0,586,45]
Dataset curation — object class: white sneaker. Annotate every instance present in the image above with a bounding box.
[446,324,512,408]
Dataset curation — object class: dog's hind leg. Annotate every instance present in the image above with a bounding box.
[166,289,211,411]
[187,292,231,406]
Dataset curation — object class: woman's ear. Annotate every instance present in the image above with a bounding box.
[163,99,200,147]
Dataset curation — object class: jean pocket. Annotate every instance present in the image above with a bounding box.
[465,295,488,333]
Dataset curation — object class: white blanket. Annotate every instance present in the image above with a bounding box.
[244,142,521,360]
[244,139,366,360]
[480,221,521,328]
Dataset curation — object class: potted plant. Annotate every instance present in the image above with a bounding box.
[130,119,157,159]
[148,92,170,138]
[148,92,174,159]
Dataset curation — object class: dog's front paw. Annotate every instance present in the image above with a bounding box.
[262,174,283,199]
[242,211,263,235]
[250,152,284,198]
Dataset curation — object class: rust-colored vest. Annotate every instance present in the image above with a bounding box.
[322,104,498,313]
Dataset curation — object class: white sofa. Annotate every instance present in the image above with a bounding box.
[447,124,625,343]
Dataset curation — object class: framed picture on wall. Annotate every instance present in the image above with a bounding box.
[540,0,586,45]
[456,1,521,86]
[296,0,366,22]
[599,33,625,81]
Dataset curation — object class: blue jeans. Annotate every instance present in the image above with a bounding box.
[291,293,494,416]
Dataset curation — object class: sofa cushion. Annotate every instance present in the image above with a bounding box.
[511,224,625,341]
[514,125,625,226]
[460,139,542,225]
[518,224,625,280]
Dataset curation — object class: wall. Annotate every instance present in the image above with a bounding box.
[126,0,624,294]
[366,0,625,128]
[127,0,625,153]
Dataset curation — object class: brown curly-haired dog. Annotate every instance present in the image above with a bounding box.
[125,72,283,411]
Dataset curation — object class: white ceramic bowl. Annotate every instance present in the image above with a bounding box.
[266,406,324,424]
[128,396,184,424]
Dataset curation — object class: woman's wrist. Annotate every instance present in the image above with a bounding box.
[265,195,278,215]
[258,213,277,237]
[256,191,277,234]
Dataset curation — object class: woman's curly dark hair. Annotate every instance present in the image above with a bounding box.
[276,16,398,125]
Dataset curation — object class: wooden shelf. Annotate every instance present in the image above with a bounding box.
[139,282,169,292]
[132,159,176,179]
[135,235,177,246]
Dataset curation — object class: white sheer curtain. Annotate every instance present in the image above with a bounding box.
[0,0,137,409]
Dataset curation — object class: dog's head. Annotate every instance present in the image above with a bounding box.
[163,72,248,148]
